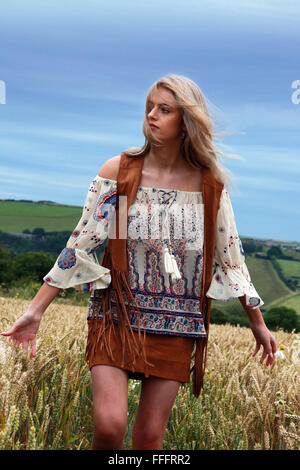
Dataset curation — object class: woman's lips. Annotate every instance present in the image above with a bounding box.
[150,124,159,129]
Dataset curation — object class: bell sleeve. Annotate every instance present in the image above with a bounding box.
[43,175,117,293]
[206,188,264,310]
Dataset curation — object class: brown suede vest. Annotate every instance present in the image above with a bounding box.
[86,151,224,398]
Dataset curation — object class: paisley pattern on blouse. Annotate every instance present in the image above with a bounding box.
[57,248,77,270]
[44,174,264,339]
[93,189,117,225]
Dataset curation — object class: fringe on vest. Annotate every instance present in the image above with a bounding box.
[84,234,212,399]
[191,297,212,397]
[85,262,211,398]
[84,244,155,375]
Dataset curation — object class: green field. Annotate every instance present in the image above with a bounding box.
[0,201,82,232]
[245,256,293,304]
[285,251,300,261]
[277,258,300,278]
[268,293,300,315]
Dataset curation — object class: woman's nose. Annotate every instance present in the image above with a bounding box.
[148,107,157,118]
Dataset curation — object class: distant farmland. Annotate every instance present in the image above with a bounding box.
[245,256,292,305]
[0,200,82,233]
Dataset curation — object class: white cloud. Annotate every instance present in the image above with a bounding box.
[0,165,87,192]
[221,103,300,132]
[235,174,299,193]
[0,122,129,144]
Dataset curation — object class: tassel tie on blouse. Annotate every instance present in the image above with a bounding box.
[157,190,182,281]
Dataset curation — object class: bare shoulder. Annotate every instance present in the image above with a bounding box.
[97,155,121,181]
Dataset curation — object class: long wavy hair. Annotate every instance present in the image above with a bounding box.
[123,74,243,192]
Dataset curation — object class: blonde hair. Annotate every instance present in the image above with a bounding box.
[123,74,244,192]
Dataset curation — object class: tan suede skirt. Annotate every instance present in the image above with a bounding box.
[85,318,195,384]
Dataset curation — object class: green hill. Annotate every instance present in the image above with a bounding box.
[0,200,82,232]
[277,258,300,283]
[209,254,299,317]
[245,256,293,304]
[268,293,300,315]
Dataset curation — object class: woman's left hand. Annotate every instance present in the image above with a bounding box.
[250,322,277,366]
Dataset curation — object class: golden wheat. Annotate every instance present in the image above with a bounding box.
[0,297,299,450]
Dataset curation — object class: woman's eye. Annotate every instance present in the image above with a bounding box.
[148,106,169,113]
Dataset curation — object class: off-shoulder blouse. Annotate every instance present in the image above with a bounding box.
[43,175,264,322]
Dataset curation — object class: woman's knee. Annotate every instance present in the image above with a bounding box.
[94,411,128,443]
[91,365,129,442]
[132,419,166,446]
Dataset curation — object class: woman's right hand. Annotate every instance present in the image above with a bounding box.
[1,312,41,358]
[1,283,61,358]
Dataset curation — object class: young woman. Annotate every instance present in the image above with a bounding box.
[1,75,277,450]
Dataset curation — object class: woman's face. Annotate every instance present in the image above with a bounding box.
[147,87,184,142]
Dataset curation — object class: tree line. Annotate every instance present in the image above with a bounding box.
[0,229,71,256]
[210,305,299,333]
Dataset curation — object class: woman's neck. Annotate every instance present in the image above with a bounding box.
[144,148,190,175]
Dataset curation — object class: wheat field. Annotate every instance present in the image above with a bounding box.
[0,297,299,450]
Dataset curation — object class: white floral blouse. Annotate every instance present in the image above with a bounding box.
[43,175,264,339]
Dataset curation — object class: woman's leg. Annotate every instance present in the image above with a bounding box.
[131,376,181,450]
[91,364,129,450]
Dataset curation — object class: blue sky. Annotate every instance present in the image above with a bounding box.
[0,0,300,242]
